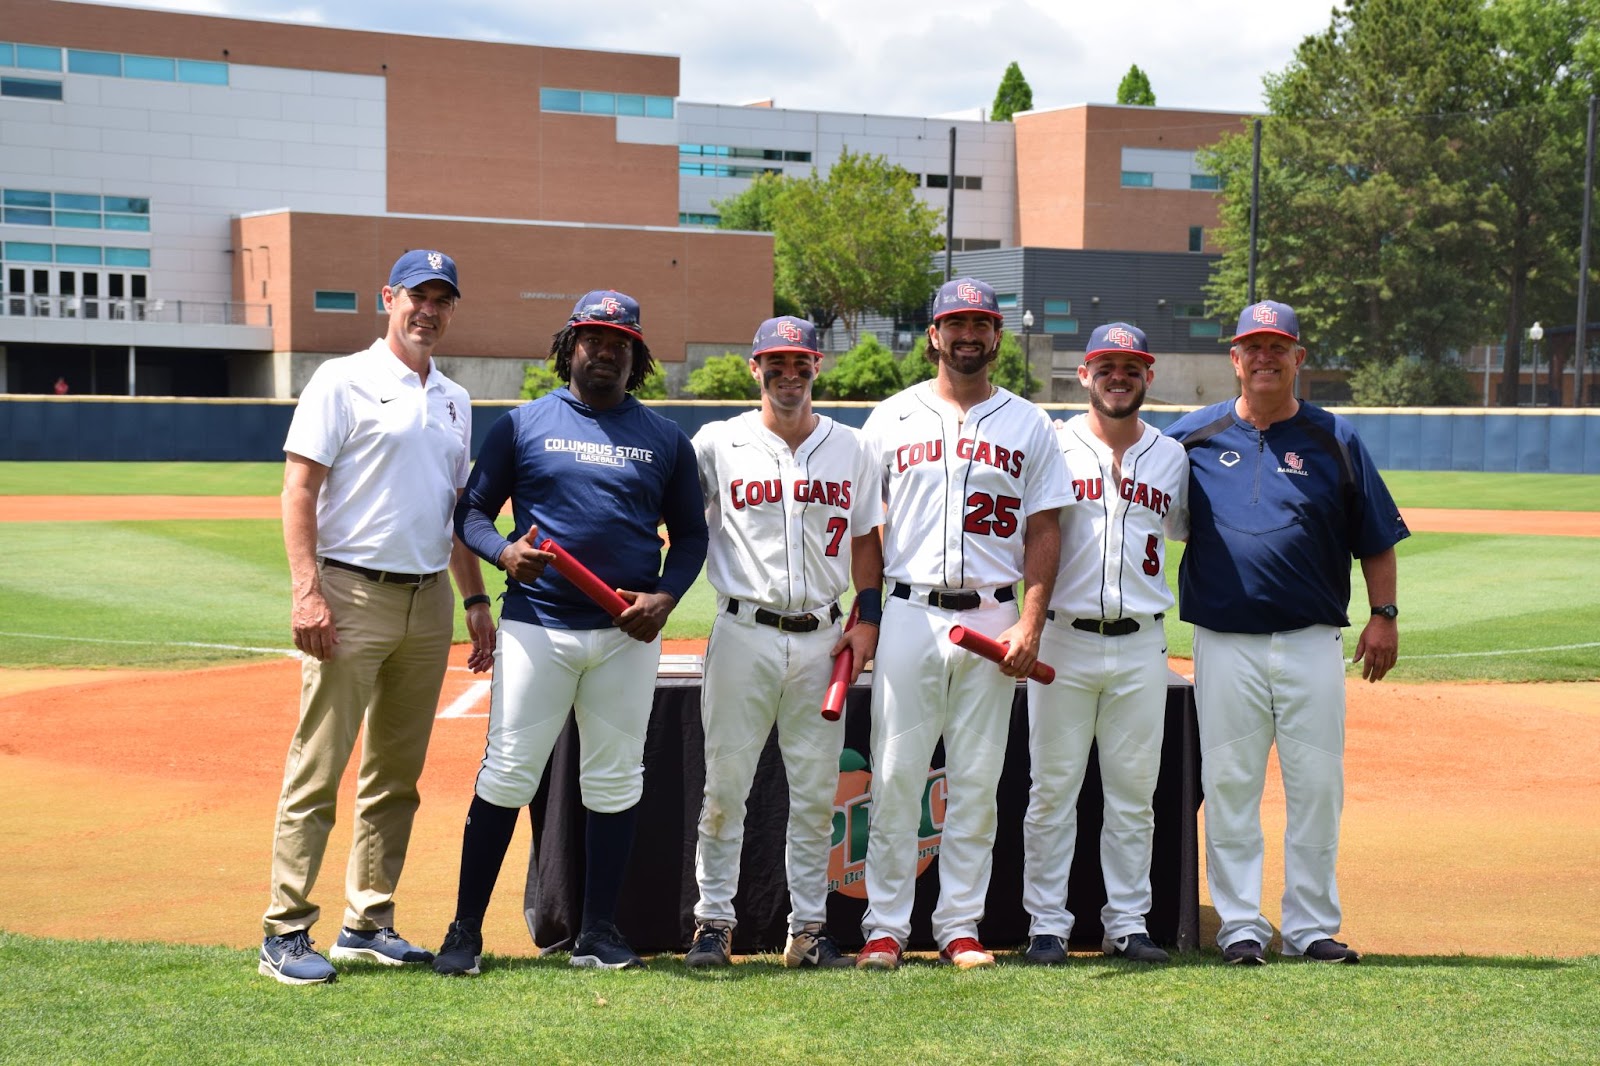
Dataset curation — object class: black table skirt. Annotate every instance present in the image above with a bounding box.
[520,673,1199,954]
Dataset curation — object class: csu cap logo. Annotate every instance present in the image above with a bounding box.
[777,320,803,342]
[427,252,442,270]
[1106,326,1137,349]
[957,282,982,305]
[1285,451,1304,471]
[600,296,622,317]
[1252,304,1278,326]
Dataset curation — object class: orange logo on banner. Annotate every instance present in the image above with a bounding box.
[827,748,947,899]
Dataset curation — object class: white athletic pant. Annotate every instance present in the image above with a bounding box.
[692,604,845,933]
[473,618,661,813]
[862,594,1017,948]
[1192,624,1348,954]
[1022,616,1169,941]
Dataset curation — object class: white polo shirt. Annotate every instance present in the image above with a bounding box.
[284,338,471,575]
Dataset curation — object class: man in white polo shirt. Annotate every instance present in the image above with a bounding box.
[259,249,496,986]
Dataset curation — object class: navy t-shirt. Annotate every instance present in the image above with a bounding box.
[1165,400,1409,634]
[457,388,708,629]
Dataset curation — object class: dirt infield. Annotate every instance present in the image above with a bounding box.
[2,494,1596,958]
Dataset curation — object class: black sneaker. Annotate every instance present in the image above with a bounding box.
[432,921,483,977]
[572,922,645,970]
[1222,938,1266,966]
[685,920,733,969]
[1295,938,1361,964]
[258,930,336,985]
[1102,932,1170,963]
[1023,934,1068,965]
[783,923,854,969]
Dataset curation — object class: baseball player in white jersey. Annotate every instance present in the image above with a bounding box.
[1021,322,1189,966]
[855,278,1073,971]
[683,316,884,970]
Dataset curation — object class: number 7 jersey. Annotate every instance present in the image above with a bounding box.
[863,381,1072,588]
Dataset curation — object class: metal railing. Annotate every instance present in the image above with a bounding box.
[0,293,271,327]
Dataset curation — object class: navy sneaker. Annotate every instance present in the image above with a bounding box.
[783,923,854,969]
[259,930,336,985]
[1023,934,1068,965]
[1222,938,1266,966]
[1293,938,1361,964]
[432,921,483,977]
[685,920,732,969]
[328,926,434,966]
[1102,932,1171,963]
[571,922,645,970]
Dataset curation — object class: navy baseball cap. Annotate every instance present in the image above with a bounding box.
[567,290,643,341]
[1084,322,1153,364]
[389,249,460,297]
[751,316,821,358]
[1234,300,1300,343]
[931,277,1003,322]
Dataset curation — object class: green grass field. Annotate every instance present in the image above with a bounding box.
[1,464,1593,679]
[1,933,1594,1065]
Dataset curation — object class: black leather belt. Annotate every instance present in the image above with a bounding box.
[1046,611,1163,636]
[321,557,432,586]
[891,583,1015,611]
[726,599,841,633]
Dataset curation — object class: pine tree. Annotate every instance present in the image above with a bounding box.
[1116,65,1156,106]
[990,62,1033,122]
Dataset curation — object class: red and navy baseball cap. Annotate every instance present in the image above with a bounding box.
[1084,322,1153,365]
[389,249,460,297]
[1233,300,1300,343]
[931,277,1003,323]
[751,316,821,359]
[568,290,643,341]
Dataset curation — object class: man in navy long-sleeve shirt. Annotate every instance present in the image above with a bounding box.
[433,290,708,975]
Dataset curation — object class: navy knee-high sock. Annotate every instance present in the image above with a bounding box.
[452,793,521,934]
[580,805,639,934]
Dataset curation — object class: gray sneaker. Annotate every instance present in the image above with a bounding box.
[1102,932,1170,963]
[329,926,434,966]
[258,930,336,985]
[685,920,732,969]
[784,923,853,969]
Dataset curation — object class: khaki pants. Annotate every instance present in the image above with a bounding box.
[263,562,453,937]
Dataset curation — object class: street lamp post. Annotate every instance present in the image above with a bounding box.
[1021,309,1035,401]
[1529,321,1544,406]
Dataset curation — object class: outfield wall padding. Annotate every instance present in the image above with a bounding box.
[2,397,1597,473]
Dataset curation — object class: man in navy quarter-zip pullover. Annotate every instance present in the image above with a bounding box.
[1166,300,1408,967]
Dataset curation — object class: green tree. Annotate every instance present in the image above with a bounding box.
[1348,358,1476,406]
[633,365,668,399]
[714,171,787,233]
[1116,64,1156,106]
[991,61,1034,122]
[899,333,1040,396]
[772,149,944,344]
[1203,0,1501,373]
[520,361,562,400]
[815,335,902,400]
[686,353,759,400]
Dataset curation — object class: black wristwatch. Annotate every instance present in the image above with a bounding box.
[463,594,492,610]
[1371,603,1399,620]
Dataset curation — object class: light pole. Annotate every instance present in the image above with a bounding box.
[1528,321,1544,406]
[1021,309,1035,401]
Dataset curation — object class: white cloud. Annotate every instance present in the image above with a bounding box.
[112,0,1338,116]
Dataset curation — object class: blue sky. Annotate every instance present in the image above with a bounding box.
[110,0,1340,117]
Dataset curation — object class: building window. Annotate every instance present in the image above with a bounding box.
[1043,317,1079,335]
[314,290,358,312]
[1189,321,1222,339]
[1,77,64,101]
[939,237,1003,252]
[1174,301,1207,319]
[1044,298,1070,315]
[1189,226,1204,252]
[925,174,982,190]
[0,44,12,66]
[0,189,151,230]
[542,87,674,118]
[55,245,103,265]
[14,44,62,71]
[1,243,150,269]
[1121,171,1155,188]
[177,60,228,85]
[679,162,783,179]
[681,144,812,164]
[996,293,1019,310]
[679,212,721,226]
[104,247,151,268]
[124,54,176,81]
[2,242,54,262]
[67,49,121,76]
[1190,174,1220,191]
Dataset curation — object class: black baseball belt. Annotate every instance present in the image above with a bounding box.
[726,599,842,633]
[1045,611,1163,636]
[890,583,1016,611]
[320,557,437,586]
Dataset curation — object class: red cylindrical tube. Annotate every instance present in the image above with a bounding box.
[947,624,1057,685]
[538,538,630,619]
[821,600,861,720]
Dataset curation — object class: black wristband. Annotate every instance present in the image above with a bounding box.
[463,594,491,610]
[856,587,883,626]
